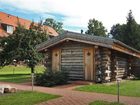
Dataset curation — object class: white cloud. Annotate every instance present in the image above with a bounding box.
[1,0,140,32]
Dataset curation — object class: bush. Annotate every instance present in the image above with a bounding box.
[35,70,69,87]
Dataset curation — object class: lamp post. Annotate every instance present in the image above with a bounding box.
[116,78,122,103]
[12,59,17,79]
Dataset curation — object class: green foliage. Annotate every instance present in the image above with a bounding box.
[43,18,63,34]
[110,10,140,50]
[0,91,59,105]
[35,70,69,87]
[86,18,107,37]
[76,80,140,97]
[89,101,124,105]
[0,23,48,67]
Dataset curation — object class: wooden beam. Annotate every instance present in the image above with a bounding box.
[112,44,140,58]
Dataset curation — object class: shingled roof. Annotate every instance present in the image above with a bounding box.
[36,31,140,58]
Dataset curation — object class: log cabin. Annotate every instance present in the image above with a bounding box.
[36,31,140,82]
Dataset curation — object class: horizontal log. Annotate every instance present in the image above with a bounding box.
[61,62,83,66]
[116,61,127,64]
[115,67,127,70]
[62,68,83,71]
[61,60,83,63]
[115,75,126,78]
[68,71,83,74]
[61,65,84,68]
[61,55,83,57]
[116,66,128,68]
[102,58,111,61]
[61,52,83,55]
[116,72,126,75]
[69,76,83,80]
[114,70,126,73]
[61,59,83,61]
[105,77,111,80]
[62,51,81,55]
[62,55,83,57]
[62,67,83,69]
[105,70,111,73]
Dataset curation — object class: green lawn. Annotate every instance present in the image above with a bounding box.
[0,91,59,105]
[0,65,45,83]
[76,80,140,97]
[89,101,124,105]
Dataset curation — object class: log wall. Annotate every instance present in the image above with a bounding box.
[131,58,140,77]
[60,41,92,80]
[101,48,112,82]
[44,41,132,82]
[112,52,129,79]
[95,48,129,82]
[115,57,128,79]
[95,47,111,82]
[44,49,52,71]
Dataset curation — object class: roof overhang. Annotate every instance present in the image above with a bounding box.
[36,32,140,58]
[37,37,112,52]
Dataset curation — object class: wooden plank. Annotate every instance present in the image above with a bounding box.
[112,43,140,58]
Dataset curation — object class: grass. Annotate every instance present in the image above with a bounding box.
[0,91,59,105]
[89,101,124,105]
[0,65,45,83]
[76,80,140,97]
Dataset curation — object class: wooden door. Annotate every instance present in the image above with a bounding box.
[52,48,61,71]
[83,48,95,81]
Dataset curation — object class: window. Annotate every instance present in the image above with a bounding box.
[1,24,14,34]
[7,25,14,34]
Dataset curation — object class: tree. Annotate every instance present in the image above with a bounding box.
[110,10,140,50]
[85,18,107,37]
[43,18,63,34]
[0,22,48,68]
[110,24,126,42]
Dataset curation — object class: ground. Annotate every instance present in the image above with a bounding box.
[0,66,140,105]
[0,65,44,83]
[0,81,140,105]
[89,101,124,105]
[76,80,140,97]
[0,91,59,105]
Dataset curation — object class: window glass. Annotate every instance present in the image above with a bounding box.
[7,25,14,34]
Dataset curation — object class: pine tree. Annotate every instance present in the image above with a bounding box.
[110,10,140,50]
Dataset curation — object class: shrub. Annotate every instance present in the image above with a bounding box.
[35,70,69,87]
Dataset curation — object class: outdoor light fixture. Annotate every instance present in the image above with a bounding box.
[116,78,122,103]
[12,59,17,80]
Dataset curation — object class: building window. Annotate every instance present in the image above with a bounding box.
[1,24,14,34]
[7,25,14,34]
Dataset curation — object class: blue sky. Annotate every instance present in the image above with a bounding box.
[0,0,140,33]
